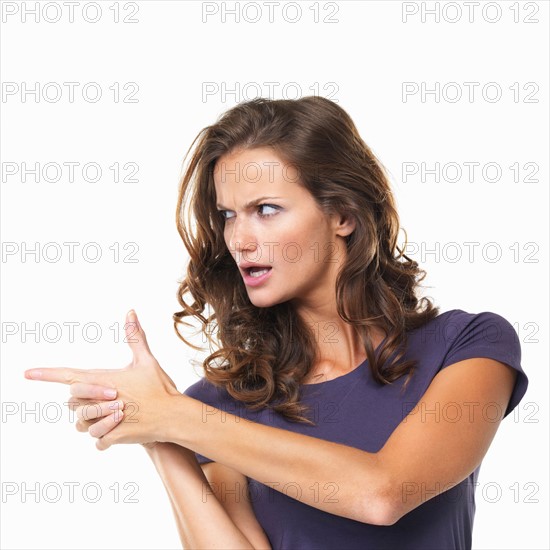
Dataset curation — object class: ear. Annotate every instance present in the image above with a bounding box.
[332,211,356,238]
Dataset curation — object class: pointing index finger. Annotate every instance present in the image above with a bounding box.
[24,368,94,385]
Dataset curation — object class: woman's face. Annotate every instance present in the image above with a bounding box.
[213,147,355,309]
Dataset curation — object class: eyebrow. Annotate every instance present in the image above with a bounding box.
[216,196,284,210]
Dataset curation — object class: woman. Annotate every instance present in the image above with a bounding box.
[25,97,529,549]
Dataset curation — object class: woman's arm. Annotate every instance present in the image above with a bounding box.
[158,357,517,526]
[145,442,271,549]
[201,461,272,549]
[27,312,517,526]
[30,358,516,526]
[63,389,271,547]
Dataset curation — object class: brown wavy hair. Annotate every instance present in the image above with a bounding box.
[173,96,439,424]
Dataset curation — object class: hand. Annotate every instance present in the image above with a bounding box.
[68,393,125,437]
[25,309,181,450]
[67,381,157,449]
[72,396,158,450]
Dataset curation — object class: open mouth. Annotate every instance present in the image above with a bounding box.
[245,266,272,278]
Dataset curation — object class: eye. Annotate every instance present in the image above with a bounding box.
[217,204,280,222]
[257,204,279,218]
[218,210,235,221]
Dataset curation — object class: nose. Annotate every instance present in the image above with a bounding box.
[228,217,258,262]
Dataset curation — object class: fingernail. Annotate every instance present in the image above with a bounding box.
[104,388,117,399]
[25,370,42,379]
[127,309,137,323]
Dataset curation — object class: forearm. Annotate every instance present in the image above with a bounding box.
[145,444,190,546]
[163,395,389,525]
[145,442,257,549]
[147,447,188,546]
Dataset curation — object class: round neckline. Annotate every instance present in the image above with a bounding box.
[300,336,388,391]
[298,311,454,392]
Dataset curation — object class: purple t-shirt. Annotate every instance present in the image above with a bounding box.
[183,309,528,549]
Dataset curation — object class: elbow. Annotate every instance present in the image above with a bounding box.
[356,470,405,527]
[373,495,403,526]
[361,493,401,527]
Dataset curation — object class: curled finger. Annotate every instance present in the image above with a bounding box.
[75,417,98,433]
[70,382,117,400]
[88,410,124,439]
[76,400,124,421]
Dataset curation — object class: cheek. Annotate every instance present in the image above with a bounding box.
[274,228,323,267]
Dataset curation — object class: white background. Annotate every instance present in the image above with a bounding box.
[1,1,548,549]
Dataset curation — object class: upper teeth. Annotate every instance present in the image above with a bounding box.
[249,267,269,277]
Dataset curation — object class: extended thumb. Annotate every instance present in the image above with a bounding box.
[125,309,151,359]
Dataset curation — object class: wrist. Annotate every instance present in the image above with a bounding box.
[161,393,200,447]
[151,393,181,444]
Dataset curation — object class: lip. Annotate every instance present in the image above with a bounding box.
[241,266,273,287]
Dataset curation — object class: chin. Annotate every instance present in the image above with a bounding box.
[248,297,276,308]
[247,292,285,309]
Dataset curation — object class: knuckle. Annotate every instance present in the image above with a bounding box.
[76,419,87,432]
[79,405,90,420]
[67,398,79,410]
[69,383,82,397]
[78,405,91,421]
[87,385,101,399]
[85,403,101,420]
[63,369,75,384]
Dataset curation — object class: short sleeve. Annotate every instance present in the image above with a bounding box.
[183,379,216,465]
[439,310,529,418]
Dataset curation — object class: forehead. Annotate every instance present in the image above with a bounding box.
[213,147,301,192]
